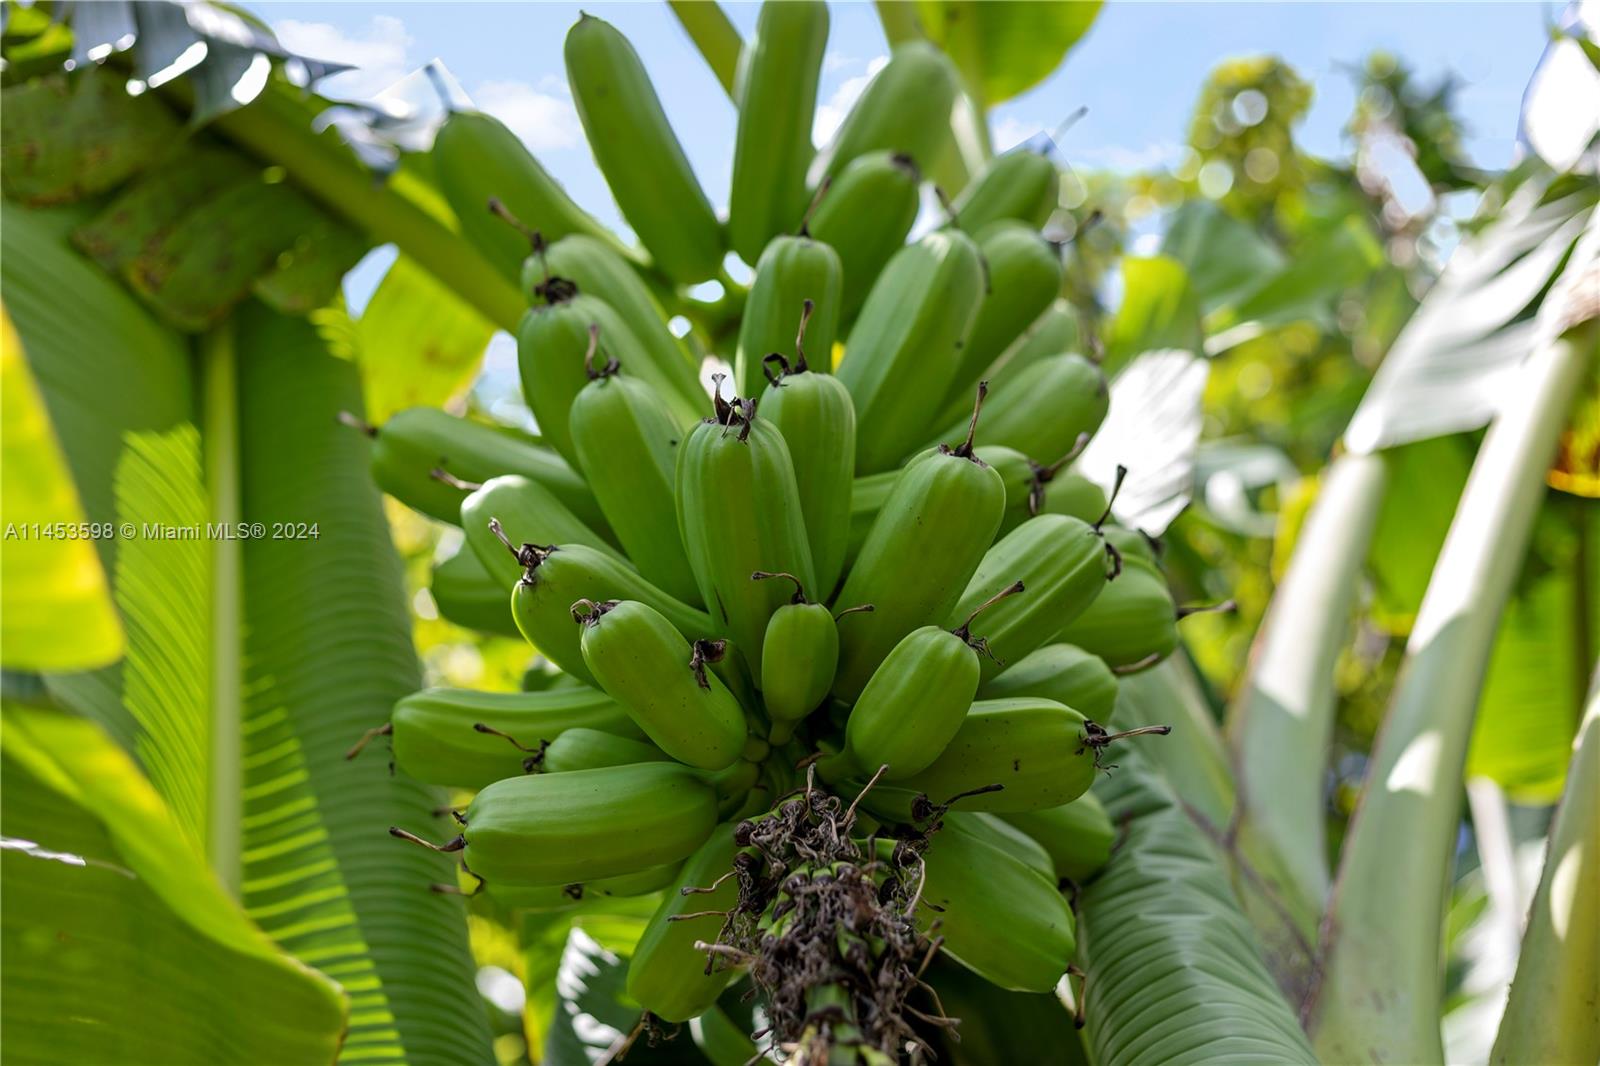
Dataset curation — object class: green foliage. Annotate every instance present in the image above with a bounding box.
[912,0,1101,106]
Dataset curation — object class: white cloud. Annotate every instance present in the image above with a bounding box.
[473,80,581,151]
[813,56,887,146]
[992,116,1044,153]
[823,52,856,74]
[1075,141,1187,172]
[273,15,413,102]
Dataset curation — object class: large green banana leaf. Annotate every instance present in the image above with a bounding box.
[0,201,492,1063]
[1078,751,1317,1066]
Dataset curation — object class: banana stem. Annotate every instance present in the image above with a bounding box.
[344,721,393,760]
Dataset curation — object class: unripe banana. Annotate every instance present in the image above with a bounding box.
[430,543,522,638]
[354,406,602,531]
[497,532,713,686]
[978,643,1119,721]
[807,151,921,324]
[540,231,703,377]
[518,289,698,463]
[445,763,719,886]
[830,389,1006,701]
[838,229,984,473]
[842,581,1025,779]
[1102,524,1160,567]
[486,861,683,913]
[942,221,1063,412]
[1027,468,1107,527]
[947,514,1112,683]
[925,353,1108,462]
[733,236,841,396]
[1053,556,1178,669]
[753,571,851,744]
[985,297,1080,393]
[999,793,1115,882]
[567,345,702,605]
[913,811,1077,992]
[951,147,1060,234]
[810,42,958,183]
[905,443,1035,536]
[385,685,640,790]
[846,468,899,566]
[538,726,669,774]
[675,382,816,662]
[963,812,1056,880]
[566,13,723,283]
[757,301,856,595]
[899,697,1167,813]
[461,474,625,590]
[627,823,743,1022]
[727,0,829,264]
[575,599,747,771]
[432,110,625,282]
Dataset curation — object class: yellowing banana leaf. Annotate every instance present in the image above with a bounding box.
[1,703,346,1064]
[0,303,123,672]
[912,0,1101,107]
[1079,752,1317,1066]
[357,252,496,422]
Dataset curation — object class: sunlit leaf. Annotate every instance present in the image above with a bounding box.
[913,0,1102,106]
[1104,256,1203,372]
[0,303,123,671]
[358,252,496,422]
[1160,200,1285,314]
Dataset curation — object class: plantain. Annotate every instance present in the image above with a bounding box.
[807,151,921,324]
[385,685,640,790]
[566,13,723,283]
[575,598,747,771]
[978,643,1119,721]
[727,0,830,265]
[830,386,1006,701]
[437,762,720,886]
[756,300,856,596]
[433,109,626,282]
[810,42,959,183]
[353,406,604,532]
[676,380,816,664]
[946,514,1113,683]
[838,229,985,473]
[567,334,703,605]
[950,146,1060,234]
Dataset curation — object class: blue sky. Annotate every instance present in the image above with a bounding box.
[271,2,1550,235]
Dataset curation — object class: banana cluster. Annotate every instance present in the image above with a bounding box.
[363,4,1188,1035]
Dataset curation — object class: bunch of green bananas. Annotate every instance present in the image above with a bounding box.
[357,6,1194,1057]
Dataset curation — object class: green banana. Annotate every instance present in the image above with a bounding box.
[566,13,723,283]
[951,146,1060,234]
[946,514,1113,683]
[433,762,719,886]
[675,382,816,662]
[1053,555,1178,670]
[985,298,1080,393]
[942,221,1063,411]
[838,229,985,473]
[841,581,1025,780]
[1024,465,1107,529]
[567,345,703,605]
[926,353,1108,462]
[757,300,856,596]
[999,793,1115,882]
[1102,523,1160,567]
[485,861,683,913]
[727,0,829,265]
[461,473,625,591]
[811,42,959,182]
[432,109,625,282]
[913,812,1077,993]
[354,406,603,531]
[627,824,743,1022]
[808,151,921,324]
[978,643,1119,721]
[733,236,841,396]
[496,531,713,686]
[383,685,639,790]
[830,388,1006,701]
[538,726,669,774]
[429,543,522,638]
[754,571,861,744]
[898,697,1168,813]
[540,231,703,378]
[905,443,1034,536]
[969,811,1058,880]
[575,599,747,771]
